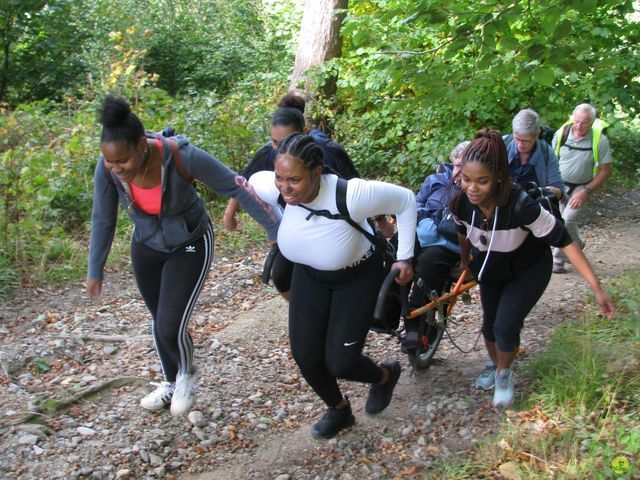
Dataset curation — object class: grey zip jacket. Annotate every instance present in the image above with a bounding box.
[88,134,281,281]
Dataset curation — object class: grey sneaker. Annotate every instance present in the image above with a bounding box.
[474,362,497,390]
[493,368,515,407]
[552,261,566,274]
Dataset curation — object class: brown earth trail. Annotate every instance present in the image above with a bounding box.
[0,190,638,480]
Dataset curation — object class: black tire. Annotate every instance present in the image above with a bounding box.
[407,309,446,369]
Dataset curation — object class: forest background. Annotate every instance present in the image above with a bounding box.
[1,0,639,297]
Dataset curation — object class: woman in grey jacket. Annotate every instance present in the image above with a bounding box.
[87,95,280,416]
[505,108,564,200]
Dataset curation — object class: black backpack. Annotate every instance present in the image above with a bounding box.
[514,182,563,223]
[539,124,555,145]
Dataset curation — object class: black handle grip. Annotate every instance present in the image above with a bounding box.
[261,244,279,284]
[374,268,403,321]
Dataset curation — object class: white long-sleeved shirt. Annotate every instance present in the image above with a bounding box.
[249,172,416,271]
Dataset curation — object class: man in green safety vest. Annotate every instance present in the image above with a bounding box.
[551,103,613,273]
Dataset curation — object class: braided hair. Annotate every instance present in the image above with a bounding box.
[451,129,512,214]
[98,95,145,145]
[276,132,324,171]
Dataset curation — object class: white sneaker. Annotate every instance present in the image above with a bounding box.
[170,371,196,416]
[140,382,174,411]
[492,368,515,407]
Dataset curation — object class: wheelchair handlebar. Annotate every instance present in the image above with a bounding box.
[373,268,410,323]
[260,243,280,285]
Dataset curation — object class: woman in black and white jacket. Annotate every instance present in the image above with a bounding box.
[451,129,615,408]
[249,133,416,439]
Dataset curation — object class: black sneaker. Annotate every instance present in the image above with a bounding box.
[311,399,356,439]
[365,359,401,414]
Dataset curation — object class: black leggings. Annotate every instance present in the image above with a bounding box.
[288,249,386,407]
[409,245,460,309]
[479,249,552,352]
[131,224,213,382]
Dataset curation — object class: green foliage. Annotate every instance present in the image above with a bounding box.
[141,1,267,96]
[2,0,639,296]
[33,358,51,374]
[322,0,640,187]
[2,0,303,105]
[0,0,92,105]
[0,1,303,294]
[0,100,97,292]
[431,269,640,479]
[609,114,640,187]
[213,211,272,257]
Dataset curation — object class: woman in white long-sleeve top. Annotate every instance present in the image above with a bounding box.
[249,133,416,439]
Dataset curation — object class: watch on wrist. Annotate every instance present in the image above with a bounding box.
[583,186,592,194]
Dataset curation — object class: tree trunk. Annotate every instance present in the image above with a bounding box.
[0,15,14,104]
[290,0,348,98]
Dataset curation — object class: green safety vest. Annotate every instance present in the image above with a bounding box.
[555,118,608,175]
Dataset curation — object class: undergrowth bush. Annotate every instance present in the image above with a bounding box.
[432,270,640,479]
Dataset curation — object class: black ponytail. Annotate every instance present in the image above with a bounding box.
[98,95,145,145]
[271,93,306,131]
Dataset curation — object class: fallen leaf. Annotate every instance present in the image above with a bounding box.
[498,461,523,480]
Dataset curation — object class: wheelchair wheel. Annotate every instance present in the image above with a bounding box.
[407,308,446,369]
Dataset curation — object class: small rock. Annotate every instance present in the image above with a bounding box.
[149,452,163,466]
[18,434,39,445]
[187,411,207,428]
[103,345,118,355]
[139,450,150,463]
[33,445,44,455]
[77,427,96,436]
[115,469,130,479]
[192,427,208,441]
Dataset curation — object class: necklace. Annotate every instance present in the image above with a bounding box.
[137,145,151,186]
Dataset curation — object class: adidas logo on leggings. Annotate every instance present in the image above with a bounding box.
[185,245,196,253]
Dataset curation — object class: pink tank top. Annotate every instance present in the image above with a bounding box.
[130,138,163,215]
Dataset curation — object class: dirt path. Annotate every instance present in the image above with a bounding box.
[1,190,639,480]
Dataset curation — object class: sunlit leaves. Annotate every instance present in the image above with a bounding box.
[327,0,640,186]
[533,66,556,87]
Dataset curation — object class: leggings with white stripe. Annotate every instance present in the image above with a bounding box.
[131,224,213,382]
